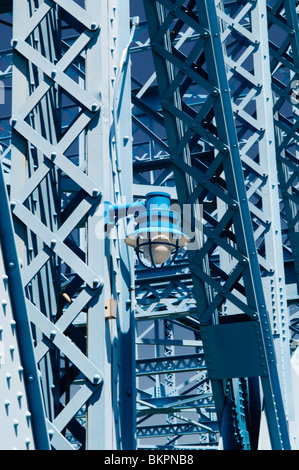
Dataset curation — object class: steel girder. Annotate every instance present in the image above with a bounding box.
[9,0,135,450]
[135,0,297,450]
[0,0,298,452]
[130,6,244,450]
[267,0,299,352]
[268,0,299,285]
[134,274,219,449]
[0,157,49,449]
[130,3,221,449]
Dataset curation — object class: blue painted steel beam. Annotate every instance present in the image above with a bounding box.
[268,0,299,290]
[0,159,49,449]
[0,0,297,451]
[8,0,135,450]
[142,0,291,450]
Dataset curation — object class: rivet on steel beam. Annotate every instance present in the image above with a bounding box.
[17,391,23,407]
[11,320,16,333]
[10,117,17,127]
[92,188,101,197]
[6,372,12,385]
[11,38,18,48]
[26,411,31,425]
[92,278,101,288]
[91,103,100,112]
[25,438,31,450]
[50,330,57,340]
[93,374,101,384]
[18,366,24,379]
[13,419,19,432]
[4,399,10,414]
[90,22,99,30]
[9,345,15,360]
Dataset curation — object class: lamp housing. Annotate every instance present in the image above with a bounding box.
[125,192,190,268]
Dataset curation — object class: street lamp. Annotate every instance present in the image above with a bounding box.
[105,192,190,269]
[125,192,190,268]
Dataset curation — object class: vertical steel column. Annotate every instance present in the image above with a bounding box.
[142,0,291,449]
[84,0,106,449]
[10,0,134,450]
[0,157,49,450]
[267,0,299,292]
[129,5,219,448]
[216,0,293,426]
[85,0,135,450]
[251,0,293,424]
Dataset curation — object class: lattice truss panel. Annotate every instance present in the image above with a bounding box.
[0,157,50,450]
[129,0,299,449]
[132,0,290,329]
[213,0,293,396]
[266,0,299,344]
[134,272,219,448]
[9,0,107,449]
[130,2,220,449]
[0,0,297,451]
[0,13,13,179]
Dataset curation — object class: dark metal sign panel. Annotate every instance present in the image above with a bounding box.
[201,321,268,380]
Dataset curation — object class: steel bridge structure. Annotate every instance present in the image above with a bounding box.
[0,0,298,451]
